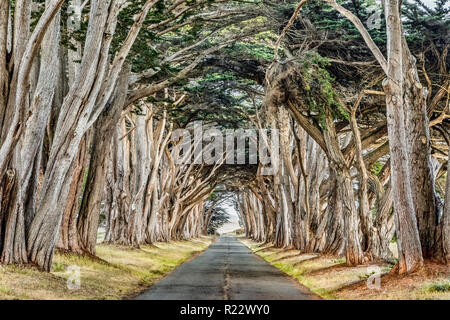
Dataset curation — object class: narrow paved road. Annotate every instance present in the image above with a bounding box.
[136,236,318,300]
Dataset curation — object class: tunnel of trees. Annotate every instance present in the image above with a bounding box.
[0,0,448,275]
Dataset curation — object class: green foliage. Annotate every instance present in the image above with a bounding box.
[371,161,384,175]
[112,0,163,72]
[403,0,450,47]
[302,0,387,46]
[208,191,219,201]
[176,71,257,128]
[300,52,347,128]
[391,233,397,243]
[107,0,224,74]
[358,270,376,280]
[331,258,346,264]
[226,42,274,61]
[52,262,65,272]
[426,282,450,292]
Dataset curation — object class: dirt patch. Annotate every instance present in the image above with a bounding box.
[337,262,450,300]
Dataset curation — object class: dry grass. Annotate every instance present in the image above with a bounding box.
[241,238,450,300]
[0,236,214,300]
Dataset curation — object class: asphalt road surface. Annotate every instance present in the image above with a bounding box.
[136,235,318,300]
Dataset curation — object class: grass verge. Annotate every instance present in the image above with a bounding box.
[240,238,450,300]
[0,236,214,300]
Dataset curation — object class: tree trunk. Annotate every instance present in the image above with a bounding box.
[382,0,423,274]
[403,47,444,261]
[126,113,151,246]
[27,0,117,270]
[76,64,130,254]
[442,151,450,263]
[0,0,8,119]
[57,133,91,253]
[1,0,61,265]
[323,110,363,265]
[322,168,345,256]
[104,120,132,244]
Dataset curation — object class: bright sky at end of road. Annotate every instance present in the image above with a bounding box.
[217,200,241,235]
